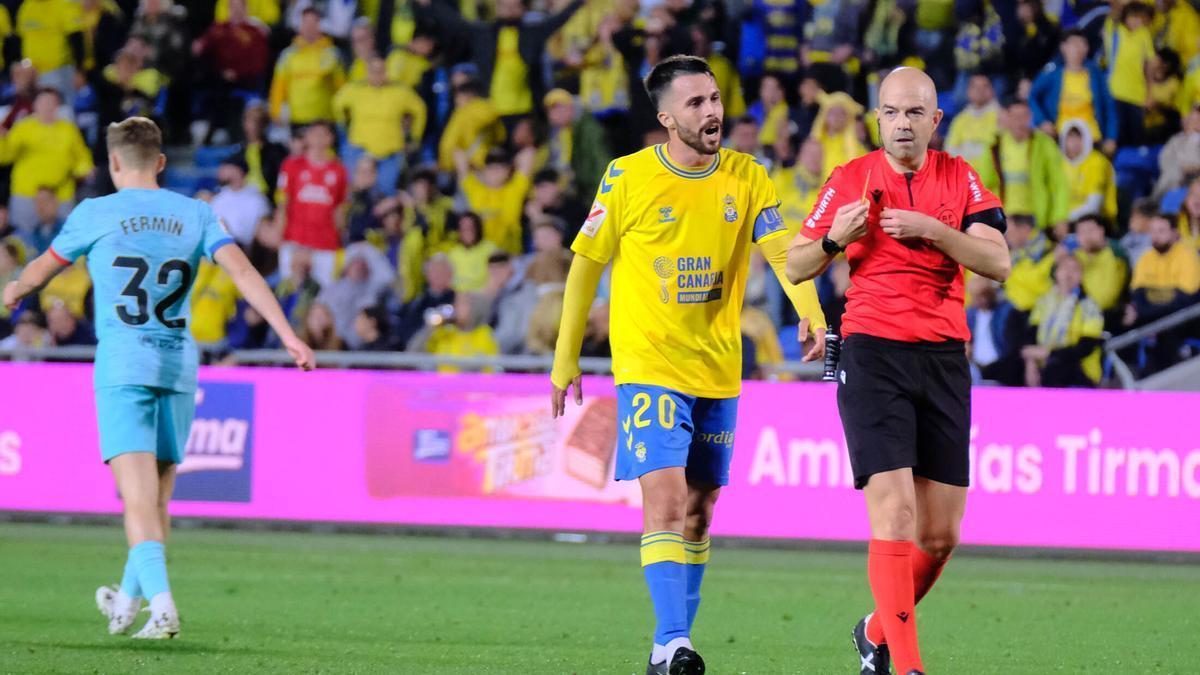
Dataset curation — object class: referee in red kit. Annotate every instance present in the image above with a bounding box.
[786,67,1011,675]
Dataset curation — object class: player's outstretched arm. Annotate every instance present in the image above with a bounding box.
[213,244,316,371]
[549,254,605,417]
[758,234,827,362]
[2,251,69,311]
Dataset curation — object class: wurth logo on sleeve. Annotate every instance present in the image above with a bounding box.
[966,169,985,204]
[805,187,837,230]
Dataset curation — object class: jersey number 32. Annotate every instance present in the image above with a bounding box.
[112,256,194,329]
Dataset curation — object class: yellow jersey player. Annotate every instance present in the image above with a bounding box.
[550,55,827,675]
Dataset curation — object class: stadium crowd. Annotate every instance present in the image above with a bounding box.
[0,0,1198,388]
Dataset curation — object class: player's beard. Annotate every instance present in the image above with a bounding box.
[678,121,722,156]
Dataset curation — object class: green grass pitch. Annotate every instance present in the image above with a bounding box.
[0,522,1195,673]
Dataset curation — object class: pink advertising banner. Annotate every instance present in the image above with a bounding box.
[0,363,1197,551]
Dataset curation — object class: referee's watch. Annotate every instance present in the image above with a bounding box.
[821,235,845,256]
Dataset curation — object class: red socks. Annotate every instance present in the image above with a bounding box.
[867,539,923,673]
[912,544,947,604]
[866,542,948,644]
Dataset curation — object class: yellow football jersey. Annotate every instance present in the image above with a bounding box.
[571,145,788,399]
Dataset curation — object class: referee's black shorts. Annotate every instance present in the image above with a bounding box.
[836,334,971,490]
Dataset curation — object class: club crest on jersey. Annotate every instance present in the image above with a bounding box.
[635,442,648,463]
[723,194,738,222]
[658,206,676,223]
[653,256,676,304]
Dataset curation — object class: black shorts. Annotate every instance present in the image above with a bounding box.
[836,335,971,489]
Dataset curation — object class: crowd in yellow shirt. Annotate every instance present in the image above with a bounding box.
[0,0,1196,386]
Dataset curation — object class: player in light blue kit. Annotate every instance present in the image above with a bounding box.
[3,118,315,639]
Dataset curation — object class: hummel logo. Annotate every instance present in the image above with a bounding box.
[599,164,624,194]
[622,416,631,434]
[897,611,910,623]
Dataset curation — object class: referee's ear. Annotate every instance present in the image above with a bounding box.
[154,154,167,175]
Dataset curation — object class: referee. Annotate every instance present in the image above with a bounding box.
[786,67,1011,675]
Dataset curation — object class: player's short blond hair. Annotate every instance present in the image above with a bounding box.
[106,117,162,170]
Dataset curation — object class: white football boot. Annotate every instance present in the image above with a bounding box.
[96,585,142,635]
[131,594,180,640]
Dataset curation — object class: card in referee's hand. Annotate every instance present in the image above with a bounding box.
[860,169,872,204]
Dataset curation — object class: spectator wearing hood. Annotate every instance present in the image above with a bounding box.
[808,91,867,182]
[1060,120,1116,223]
[317,241,396,349]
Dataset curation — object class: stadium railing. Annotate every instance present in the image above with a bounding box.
[1103,301,1200,389]
[0,347,826,380]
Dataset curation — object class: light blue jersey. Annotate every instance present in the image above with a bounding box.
[50,188,234,394]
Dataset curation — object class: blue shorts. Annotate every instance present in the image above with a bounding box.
[615,384,739,486]
[95,385,195,465]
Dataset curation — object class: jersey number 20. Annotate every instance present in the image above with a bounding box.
[112,256,193,329]
[632,392,677,429]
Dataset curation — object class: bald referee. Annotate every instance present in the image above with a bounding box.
[786,68,1011,675]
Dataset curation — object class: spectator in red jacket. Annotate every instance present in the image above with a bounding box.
[193,0,270,143]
